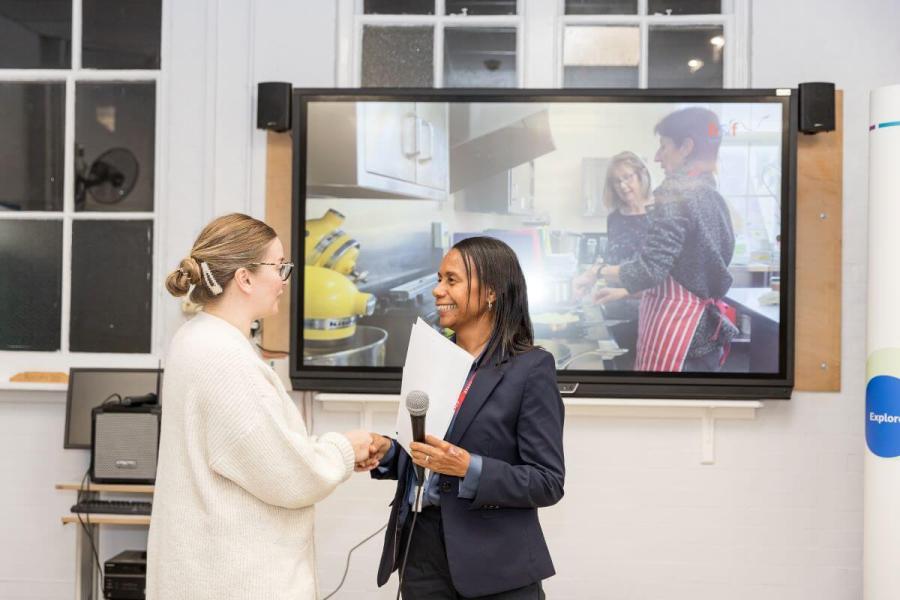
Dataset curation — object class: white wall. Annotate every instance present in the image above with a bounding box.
[2,0,900,598]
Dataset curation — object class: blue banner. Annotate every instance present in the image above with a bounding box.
[866,375,900,458]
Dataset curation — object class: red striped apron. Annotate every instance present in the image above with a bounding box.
[635,276,714,372]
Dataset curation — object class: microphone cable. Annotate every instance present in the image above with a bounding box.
[395,482,424,600]
[76,466,103,599]
[320,521,388,600]
[320,478,423,600]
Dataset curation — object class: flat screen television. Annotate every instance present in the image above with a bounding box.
[290,88,796,399]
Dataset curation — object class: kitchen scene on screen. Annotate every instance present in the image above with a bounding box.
[301,100,783,373]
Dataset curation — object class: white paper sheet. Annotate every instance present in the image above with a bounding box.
[394,318,474,456]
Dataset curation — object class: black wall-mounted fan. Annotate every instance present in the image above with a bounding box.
[75,146,139,208]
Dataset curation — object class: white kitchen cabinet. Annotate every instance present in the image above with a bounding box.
[509,160,534,214]
[362,101,418,184]
[413,101,448,191]
[358,102,448,198]
[306,101,448,200]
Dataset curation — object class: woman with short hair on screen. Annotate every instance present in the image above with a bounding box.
[366,236,566,599]
[146,213,375,600]
[594,107,738,373]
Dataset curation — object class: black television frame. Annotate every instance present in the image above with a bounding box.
[64,367,163,449]
[290,88,797,400]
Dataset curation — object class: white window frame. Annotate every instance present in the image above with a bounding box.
[0,0,169,383]
[337,0,526,87]
[336,0,749,88]
[557,0,750,88]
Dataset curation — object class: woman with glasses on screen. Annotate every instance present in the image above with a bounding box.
[146,213,375,600]
[573,151,653,368]
[601,150,654,265]
[593,107,738,373]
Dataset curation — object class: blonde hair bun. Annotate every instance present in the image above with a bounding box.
[165,257,202,297]
[165,213,277,305]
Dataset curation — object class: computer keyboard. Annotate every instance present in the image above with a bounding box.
[71,499,152,516]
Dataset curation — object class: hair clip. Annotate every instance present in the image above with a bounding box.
[200,262,223,295]
[178,267,187,276]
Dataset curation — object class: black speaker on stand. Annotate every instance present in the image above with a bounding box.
[798,82,835,134]
[257,81,292,132]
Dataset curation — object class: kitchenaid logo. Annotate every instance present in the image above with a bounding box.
[870,412,900,424]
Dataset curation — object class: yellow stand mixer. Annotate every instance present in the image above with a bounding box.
[305,208,367,282]
[304,265,375,342]
[303,209,376,348]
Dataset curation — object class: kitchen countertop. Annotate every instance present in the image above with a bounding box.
[726,287,780,324]
[536,318,627,371]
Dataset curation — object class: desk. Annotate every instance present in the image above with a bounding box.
[56,482,153,600]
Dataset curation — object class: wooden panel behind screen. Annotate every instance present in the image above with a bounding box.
[261,131,292,354]
[793,91,842,391]
[263,93,844,393]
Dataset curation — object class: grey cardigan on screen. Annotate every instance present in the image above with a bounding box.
[619,171,738,358]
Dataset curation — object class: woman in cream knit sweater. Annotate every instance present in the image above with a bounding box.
[146,214,374,600]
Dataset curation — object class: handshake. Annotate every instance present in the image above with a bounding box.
[343,430,392,472]
[342,430,473,478]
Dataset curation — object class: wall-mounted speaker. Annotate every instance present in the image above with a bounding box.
[798,82,835,134]
[257,81,292,132]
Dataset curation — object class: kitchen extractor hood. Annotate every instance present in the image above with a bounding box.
[449,108,556,194]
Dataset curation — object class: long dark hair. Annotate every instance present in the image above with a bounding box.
[452,236,534,364]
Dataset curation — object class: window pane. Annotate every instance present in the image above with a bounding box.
[75,82,155,212]
[361,26,434,87]
[82,0,161,69]
[648,26,724,88]
[364,0,434,14]
[649,0,721,15]
[564,0,637,15]
[563,26,639,88]
[445,0,517,15]
[0,219,62,350]
[0,82,65,211]
[444,27,516,88]
[0,0,72,68]
[70,220,152,353]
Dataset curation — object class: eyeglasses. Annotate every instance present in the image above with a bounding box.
[612,172,638,185]
[249,262,294,281]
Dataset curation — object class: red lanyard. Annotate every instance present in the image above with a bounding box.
[454,372,477,413]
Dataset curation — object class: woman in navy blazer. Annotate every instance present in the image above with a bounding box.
[364,236,566,599]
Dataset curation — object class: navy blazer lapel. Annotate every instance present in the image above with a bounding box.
[447,364,504,446]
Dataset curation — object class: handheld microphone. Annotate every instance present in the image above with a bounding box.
[121,392,158,407]
[398,390,430,600]
[406,390,429,482]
